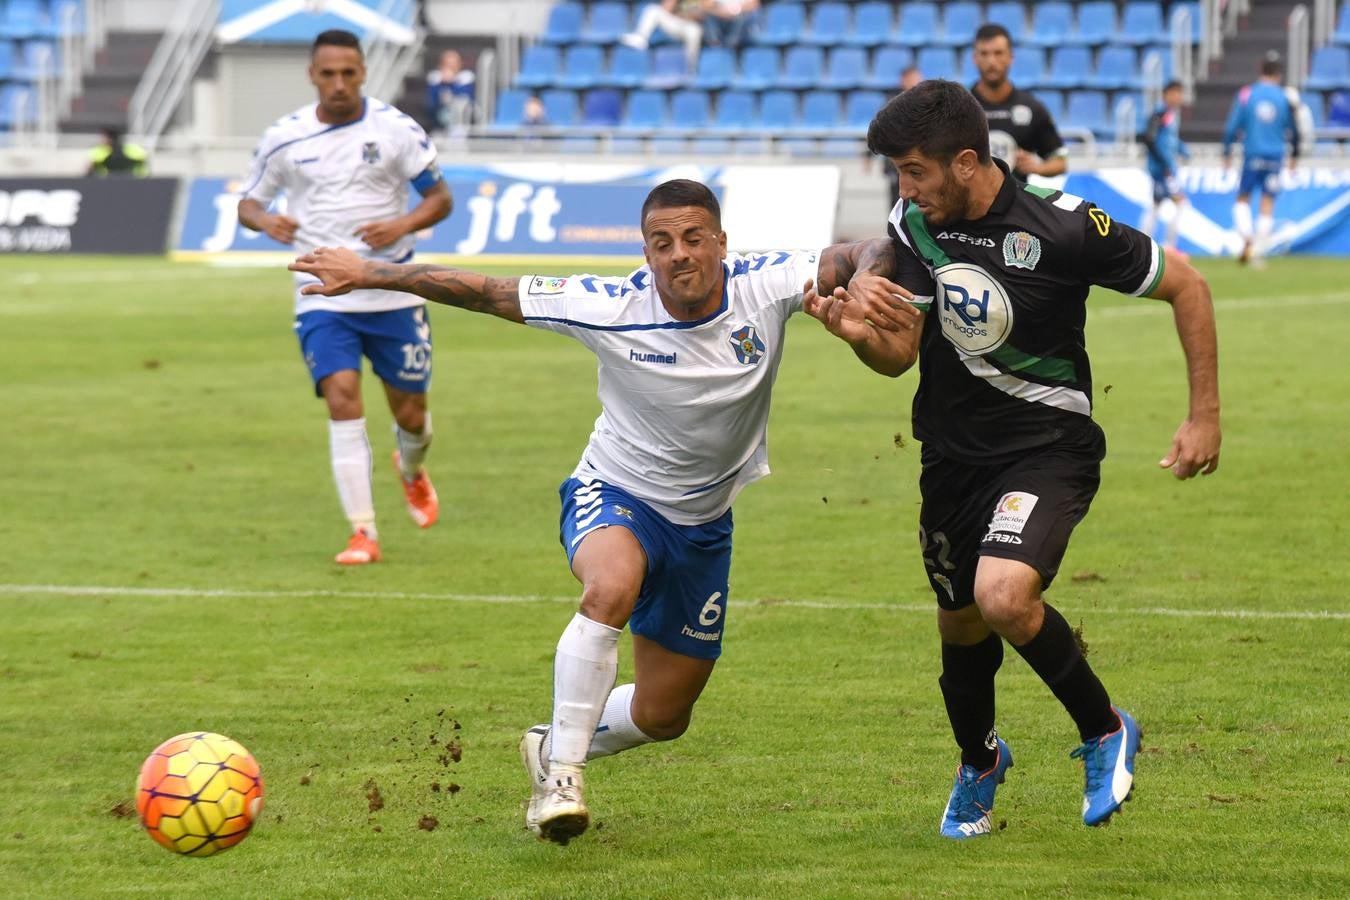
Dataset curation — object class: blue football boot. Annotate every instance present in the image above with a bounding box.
[939,738,1013,839]
[1071,706,1142,826]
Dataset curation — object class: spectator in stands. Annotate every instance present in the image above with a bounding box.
[426,49,476,138]
[701,0,758,49]
[968,23,1067,182]
[1140,80,1191,252]
[1223,52,1300,268]
[621,1,704,72]
[87,129,148,177]
[520,94,550,148]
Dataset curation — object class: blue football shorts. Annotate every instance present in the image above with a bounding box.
[1238,156,1283,197]
[1150,172,1182,203]
[558,476,733,660]
[294,306,432,396]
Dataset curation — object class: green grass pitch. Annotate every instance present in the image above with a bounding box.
[1,254,1347,897]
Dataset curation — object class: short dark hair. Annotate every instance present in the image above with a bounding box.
[640,179,721,231]
[974,23,1011,46]
[313,29,363,56]
[1164,80,1183,93]
[1260,51,1282,77]
[867,79,991,165]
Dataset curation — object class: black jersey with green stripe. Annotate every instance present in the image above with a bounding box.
[888,162,1165,465]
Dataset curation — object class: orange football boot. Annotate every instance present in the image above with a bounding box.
[392,451,439,528]
[335,528,380,565]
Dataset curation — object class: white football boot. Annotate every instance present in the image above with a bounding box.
[535,766,589,845]
[519,725,549,836]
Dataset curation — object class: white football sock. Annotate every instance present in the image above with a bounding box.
[1140,204,1158,239]
[1163,202,1181,249]
[329,418,376,537]
[394,412,433,480]
[549,613,620,771]
[1232,202,1253,240]
[540,683,654,763]
[1255,214,1274,257]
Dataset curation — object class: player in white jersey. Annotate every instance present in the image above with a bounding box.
[290,179,920,844]
[237,29,453,565]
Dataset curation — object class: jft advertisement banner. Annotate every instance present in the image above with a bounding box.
[1059,166,1350,257]
[0,178,178,255]
[173,164,840,265]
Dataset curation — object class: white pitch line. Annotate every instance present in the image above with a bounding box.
[2,583,1345,621]
[7,268,272,286]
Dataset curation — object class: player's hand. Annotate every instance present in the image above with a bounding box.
[353,219,406,250]
[1158,416,1221,480]
[263,214,300,244]
[289,246,367,296]
[803,279,873,346]
[845,272,922,333]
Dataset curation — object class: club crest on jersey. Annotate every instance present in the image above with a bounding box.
[362,141,380,164]
[1002,231,1042,270]
[729,324,765,365]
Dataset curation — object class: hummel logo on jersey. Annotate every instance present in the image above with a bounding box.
[362,141,380,164]
[629,349,677,365]
[935,230,996,248]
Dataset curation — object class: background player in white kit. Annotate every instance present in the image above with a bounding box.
[238,29,453,565]
[290,179,919,844]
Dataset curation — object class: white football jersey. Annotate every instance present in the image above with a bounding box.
[518,250,821,525]
[241,97,439,314]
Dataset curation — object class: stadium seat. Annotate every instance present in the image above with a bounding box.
[539,2,583,45]
[1044,46,1093,89]
[606,45,649,88]
[1092,46,1138,90]
[555,44,605,90]
[759,90,798,130]
[846,2,894,48]
[0,0,49,40]
[821,46,867,90]
[1010,46,1046,88]
[939,1,981,47]
[582,2,630,44]
[1034,89,1065,122]
[644,45,689,90]
[1169,2,1202,43]
[515,45,560,90]
[622,89,667,129]
[1336,3,1350,45]
[1075,2,1118,45]
[803,3,850,46]
[864,45,914,90]
[0,41,14,81]
[1305,46,1350,90]
[1328,89,1350,125]
[1027,1,1073,47]
[49,0,84,36]
[959,53,979,84]
[1065,90,1109,133]
[539,88,580,126]
[844,90,887,131]
[894,3,939,48]
[692,46,735,90]
[492,88,529,127]
[778,45,824,90]
[0,84,33,126]
[986,2,1028,43]
[712,90,756,132]
[798,90,842,132]
[581,88,623,125]
[669,89,711,130]
[917,46,958,82]
[1119,2,1166,46]
[738,46,780,91]
[757,3,806,46]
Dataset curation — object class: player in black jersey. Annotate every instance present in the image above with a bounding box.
[970,23,1067,182]
[804,80,1220,837]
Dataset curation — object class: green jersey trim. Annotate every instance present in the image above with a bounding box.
[903,203,952,267]
[1022,183,1056,199]
[1131,240,1166,296]
[987,344,1078,383]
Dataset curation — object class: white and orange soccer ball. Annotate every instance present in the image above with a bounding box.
[136,732,264,857]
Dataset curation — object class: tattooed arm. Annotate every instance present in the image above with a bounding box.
[813,238,919,334]
[289,246,525,323]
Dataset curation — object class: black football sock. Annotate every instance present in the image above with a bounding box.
[939,631,1004,771]
[1012,603,1117,742]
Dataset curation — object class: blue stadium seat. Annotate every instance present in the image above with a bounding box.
[778,45,824,90]
[1010,46,1046,88]
[582,2,630,44]
[644,45,689,89]
[1336,3,1350,45]
[821,46,867,90]
[539,2,583,45]
[1092,45,1138,90]
[0,84,34,126]
[1075,2,1117,45]
[555,44,605,89]
[939,2,981,47]
[895,3,939,48]
[865,45,914,90]
[515,45,560,89]
[692,46,735,89]
[759,90,798,130]
[0,0,49,40]
[1170,2,1202,43]
[712,90,756,131]
[1034,89,1065,122]
[1328,89,1350,125]
[539,88,580,126]
[917,46,957,81]
[844,90,887,130]
[1306,46,1350,90]
[606,45,649,88]
[669,89,711,130]
[798,90,842,132]
[1027,2,1074,47]
[582,87,623,125]
[622,89,667,129]
[847,2,894,48]
[1119,2,1166,46]
[1065,90,1109,133]
[757,3,806,46]
[18,39,56,79]
[739,45,780,90]
[492,88,529,126]
[1044,46,1093,88]
[959,53,979,84]
[804,3,850,46]
[986,2,1028,43]
[49,0,85,36]
[0,41,14,80]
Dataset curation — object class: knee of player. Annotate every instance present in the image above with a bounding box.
[631,704,692,742]
[578,583,639,628]
[972,579,1038,633]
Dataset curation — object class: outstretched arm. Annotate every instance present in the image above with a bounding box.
[815,238,921,334]
[803,279,921,378]
[289,246,525,323]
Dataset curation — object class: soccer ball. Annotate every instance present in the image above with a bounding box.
[136,732,264,857]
